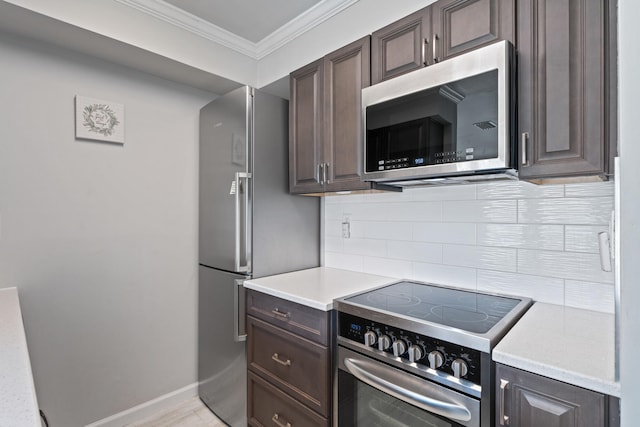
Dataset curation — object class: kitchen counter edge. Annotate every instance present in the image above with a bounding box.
[243,267,397,311]
[0,287,40,427]
[493,302,620,397]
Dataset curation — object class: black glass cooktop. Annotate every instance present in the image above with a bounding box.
[345,281,522,334]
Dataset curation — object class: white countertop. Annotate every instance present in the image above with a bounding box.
[493,302,620,397]
[244,267,397,311]
[0,287,40,427]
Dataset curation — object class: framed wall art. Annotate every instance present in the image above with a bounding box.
[75,95,125,144]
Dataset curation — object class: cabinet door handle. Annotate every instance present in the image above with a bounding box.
[271,353,292,367]
[521,132,529,166]
[272,413,292,427]
[423,37,429,66]
[433,33,439,63]
[324,163,330,184]
[499,379,510,425]
[271,308,290,319]
[317,163,323,185]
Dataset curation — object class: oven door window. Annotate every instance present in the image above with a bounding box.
[339,369,466,427]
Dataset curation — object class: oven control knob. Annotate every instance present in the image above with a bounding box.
[392,340,407,357]
[407,345,423,363]
[378,335,391,351]
[427,351,444,369]
[452,359,469,378]
[364,330,377,347]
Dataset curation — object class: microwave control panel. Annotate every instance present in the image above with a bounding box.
[376,149,476,171]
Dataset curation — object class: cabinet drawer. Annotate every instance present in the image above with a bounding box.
[247,316,330,417]
[246,289,329,345]
[248,371,329,427]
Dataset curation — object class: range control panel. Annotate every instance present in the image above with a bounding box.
[339,312,482,386]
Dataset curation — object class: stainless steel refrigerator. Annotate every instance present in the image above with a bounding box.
[198,86,319,426]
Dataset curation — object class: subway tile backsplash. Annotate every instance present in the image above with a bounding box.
[324,180,615,313]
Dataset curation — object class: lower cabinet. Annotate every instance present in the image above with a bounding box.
[248,372,328,427]
[496,363,620,427]
[246,289,334,426]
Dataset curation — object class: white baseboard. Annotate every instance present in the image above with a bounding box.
[84,382,199,427]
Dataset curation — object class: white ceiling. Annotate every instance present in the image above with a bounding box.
[0,0,360,95]
[162,0,323,43]
[116,0,358,59]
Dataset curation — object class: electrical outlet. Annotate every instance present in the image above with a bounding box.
[341,215,351,239]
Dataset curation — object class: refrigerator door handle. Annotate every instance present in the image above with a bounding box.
[234,172,252,273]
[234,279,247,341]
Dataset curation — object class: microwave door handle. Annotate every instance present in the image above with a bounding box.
[343,358,472,422]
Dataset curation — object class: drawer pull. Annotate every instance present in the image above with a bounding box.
[272,353,292,367]
[272,308,290,319]
[272,413,292,427]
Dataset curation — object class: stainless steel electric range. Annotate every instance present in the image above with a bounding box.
[335,280,531,427]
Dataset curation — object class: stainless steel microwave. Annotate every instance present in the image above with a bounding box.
[362,40,516,186]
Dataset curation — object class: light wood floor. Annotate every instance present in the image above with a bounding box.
[126,397,226,427]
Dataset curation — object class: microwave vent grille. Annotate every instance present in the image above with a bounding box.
[473,120,497,130]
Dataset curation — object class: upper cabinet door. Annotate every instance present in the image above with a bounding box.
[431,0,515,63]
[323,36,371,193]
[371,7,431,84]
[289,59,324,194]
[518,0,613,180]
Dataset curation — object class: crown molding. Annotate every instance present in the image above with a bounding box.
[114,0,359,60]
[255,0,359,59]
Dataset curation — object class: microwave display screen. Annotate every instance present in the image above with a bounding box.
[365,69,499,174]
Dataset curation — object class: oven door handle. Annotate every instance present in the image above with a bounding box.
[343,357,472,422]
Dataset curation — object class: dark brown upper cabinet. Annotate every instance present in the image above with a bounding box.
[371,0,515,84]
[289,36,372,194]
[289,59,324,194]
[431,0,515,62]
[371,6,431,84]
[517,0,617,181]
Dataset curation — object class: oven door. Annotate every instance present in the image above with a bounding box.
[338,347,480,427]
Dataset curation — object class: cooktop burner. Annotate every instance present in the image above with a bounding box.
[344,281,521,334]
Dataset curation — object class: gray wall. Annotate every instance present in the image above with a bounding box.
[618,0,640,425]
[0,33,214,426]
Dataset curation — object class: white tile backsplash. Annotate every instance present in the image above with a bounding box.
[343,238,387,257]
[413,222,477,244]
[477,270,565,305]
[565,280,615,314]
[408,184,477,201]
[476,223,564,250]
[564,181,615,198]
[442,244,517,272]
[518,197,614,225]
[387,241,443,263]
[324,181,615,313]
[564,225,610,253]
[362,256,413,278]
[411,262,478,290]
[325,252,364,271]
[361,221,412,240]
[476,181,565,199]
[517,249,614,284]
[443,200,518,223]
